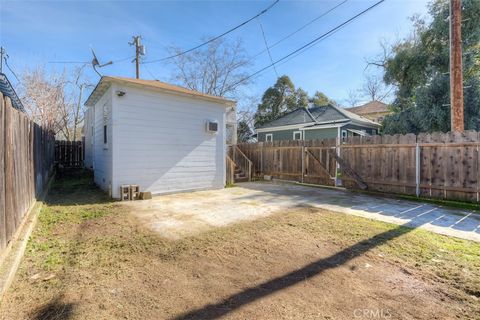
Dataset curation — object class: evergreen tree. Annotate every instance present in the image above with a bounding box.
[254,76,335,127]
[379,0,480,134]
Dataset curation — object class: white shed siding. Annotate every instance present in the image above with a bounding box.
[83,107,94,169]
[110,84,226,199]
[92,87,113,194]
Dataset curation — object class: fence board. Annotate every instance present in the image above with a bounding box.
[0,94,5,249]
[55,140,83,168]
[0,93,54,256]
[4,97,15,245]
[238,130,480,203]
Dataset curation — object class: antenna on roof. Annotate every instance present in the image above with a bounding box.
[91,48,113,77]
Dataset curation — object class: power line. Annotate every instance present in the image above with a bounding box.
[143,0,280,64]
[251,0,349,60]
[231,0,385,87]
[48,56,134,65]
[112,55,135,63]
[257,18,279,78]
[3,54,21,84]
[275,18,350,68]
[48,60,89,64]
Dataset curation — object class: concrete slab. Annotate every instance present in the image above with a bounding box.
[122,181,480,242]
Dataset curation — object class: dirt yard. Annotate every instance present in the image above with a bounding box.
[0,171,479,320]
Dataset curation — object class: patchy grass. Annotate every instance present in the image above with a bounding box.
[306,212,480,299]
[1,170,479,319]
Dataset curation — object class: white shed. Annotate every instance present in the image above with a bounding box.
[83,76,236,199]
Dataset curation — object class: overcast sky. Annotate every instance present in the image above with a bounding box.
[0,0,429,109]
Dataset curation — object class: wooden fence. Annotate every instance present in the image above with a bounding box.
[238,130,480,203]
[0,92,55,257]
[55,140,83,168]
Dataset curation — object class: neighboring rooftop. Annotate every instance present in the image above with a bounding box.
[0,73,25,112]
[85,76,236,107]
[256,104,379,129]
[346,100,389,115]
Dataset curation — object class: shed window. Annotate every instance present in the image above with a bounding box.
[103,103,108,148]
[103,125,107,144]
[293,131,302,140]
[265,134,273,142]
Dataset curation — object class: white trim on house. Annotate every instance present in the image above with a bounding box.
[256,119,352,133]
[311,119,351,125]
[265,133,273,142]
[300,122,349,131]
[350,120,381,129]
[293,131,302,140]
[331,104,381,128]
[347,128,368,136]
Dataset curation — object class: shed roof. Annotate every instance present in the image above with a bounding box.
[0,73,25,112]
[85,76,236,107]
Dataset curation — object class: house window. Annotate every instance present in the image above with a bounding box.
[372,129,377,135]
[265,133,273,142]
[293,131,302,140]
[341,130,348,140]
[103,125,107,144]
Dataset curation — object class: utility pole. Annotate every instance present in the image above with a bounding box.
[0,47,5,73]
[129,36,145,79]
[449,0,464,132]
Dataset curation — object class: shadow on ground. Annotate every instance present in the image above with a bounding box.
[46,169,112,206]
[173,222,415,320]
[32,297,75,320]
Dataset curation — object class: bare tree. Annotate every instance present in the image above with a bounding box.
[344,89,361,107]
[67,66,93,141]
[361,74,391,101]
[167,38,252,98]
[365,38,394,70]
[19,67,67,133]
[19,66,92,141]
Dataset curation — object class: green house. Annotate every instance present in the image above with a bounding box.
[255,104,381,142]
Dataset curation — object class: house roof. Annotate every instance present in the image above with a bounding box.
[346,100,389,115]
[85,76,236,107]
[256,104,380,130]
[0,73,25,112]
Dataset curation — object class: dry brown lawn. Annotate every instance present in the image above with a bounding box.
[0,170,479,320]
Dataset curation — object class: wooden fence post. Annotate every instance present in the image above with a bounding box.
[260,142,264,175]
[301,142,305,183]
[335,136,340,187]
[415,142,420,197]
